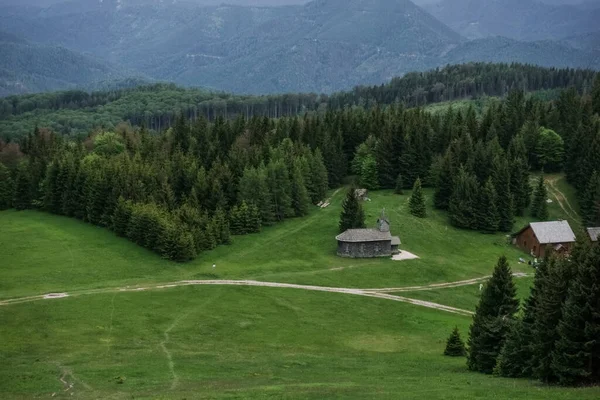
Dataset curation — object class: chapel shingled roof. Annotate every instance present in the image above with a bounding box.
[587,227,600,242]
[515,221,576,244]
[335,229,392,243]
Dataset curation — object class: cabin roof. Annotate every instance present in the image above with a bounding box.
[514,221,576,244]
[336,229,393,243]
[587,227,600,242]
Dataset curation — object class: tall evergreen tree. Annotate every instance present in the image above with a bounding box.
[0,162,13,210]
[290,162,311,217]
[339,187,365,233]
[13,161,32,210]
[309,148,329,204]
[434,151,454,210]
[531,175,549,221]
[582,171,600,227]
[493,159,515,232]
[532,256,574,383]
[266,159,293,221]
[112,197,133,237]
[551,244,600,386]
[449,166,478,229]
[409,178,426,218]
[359,155,380,190]
[476,178,499,233]
[468,256,519,374]
[510,157,531,216]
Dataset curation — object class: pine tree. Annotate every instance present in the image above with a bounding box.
[449,167,478,229]
[0,162,13,210]
[532,256,574,383]
[468,256,519,374]
[394,173,404,195]
[214,208,231,245]
[434,151,454,210]
[339,187,365,233]
[409,178,426,218]
[229,204,246,235]
[551,243,600,386]
[13,161,32,211]
[246,203,262,233]
[359,155,380,190]
[476,178,499,233]
[531,175,549,221]
[510,157,532,216]
[310,148,329,204]
[495,295,537,378]
[238,166,275,226]
[582,171,600,227]
[493,159,515,232]
[444,327,466,357]
[290,162,311,217]
[112,197,132,237]
[266,159,293,221]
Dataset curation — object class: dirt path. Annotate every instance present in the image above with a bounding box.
[546,177,579,222]
[0,274,533,316]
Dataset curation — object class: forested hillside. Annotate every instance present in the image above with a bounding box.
[1,69,599,263]
[0,0,598,95]
[0,63,596,140]
[0,31,130,97]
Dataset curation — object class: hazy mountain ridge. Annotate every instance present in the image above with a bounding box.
[0,31,131,97]
[426,0,600,41]
[0,0,598,95]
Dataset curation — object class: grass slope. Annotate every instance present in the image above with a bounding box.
[1,176,595,399]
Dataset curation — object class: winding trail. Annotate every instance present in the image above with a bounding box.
[545,176,579,222]
[0,273,532,317]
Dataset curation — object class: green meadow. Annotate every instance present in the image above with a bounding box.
[1,175,598,399]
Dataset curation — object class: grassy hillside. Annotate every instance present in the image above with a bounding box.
[1,178,595,398]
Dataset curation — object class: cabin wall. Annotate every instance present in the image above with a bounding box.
[337,240,391,258]
[515,227,542,258]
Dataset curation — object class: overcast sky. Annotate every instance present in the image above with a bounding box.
[0,0,595,8]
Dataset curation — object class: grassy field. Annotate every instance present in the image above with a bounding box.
[1,175,597,399]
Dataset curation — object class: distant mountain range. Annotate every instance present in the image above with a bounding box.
[0,0,598,96]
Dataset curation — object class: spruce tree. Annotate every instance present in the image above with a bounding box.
[582,171,600,227]
[531,175,549,221]
[444,327,466,357]
[434,151,454,210]
[229,204,246,235]
[246,203,262,233]
[468,256,519,374]
[409,178,426,218]
[493,159,515,232]
[551,243,600,386]
[359,155,380,190]
[112,197,132,237]
[266,159,293,221]
[394,173,404,195]
[290,162,311,217]
[532,256,574,383]
[449,167,478,229]
[510,157,531,216]
[476,178,499,233]
[310,149,329,203]
[0,162,13,210]
[13,161,32,211]
[339,187,365,233]
[495,295,537,378]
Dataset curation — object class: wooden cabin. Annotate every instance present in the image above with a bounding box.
[512,221,576,258]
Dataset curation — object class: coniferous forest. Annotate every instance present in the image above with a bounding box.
[0,63,599,387]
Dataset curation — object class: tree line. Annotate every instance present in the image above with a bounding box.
[461,243,600,387]
[1,63,597,141]
[1,74,599,259]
